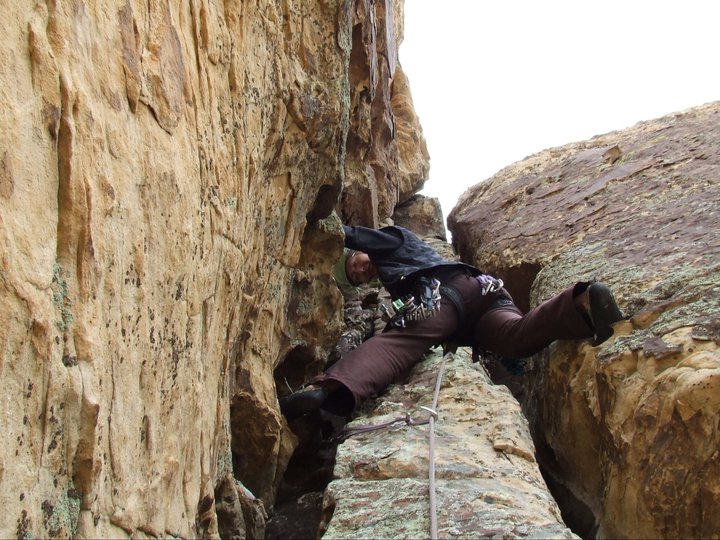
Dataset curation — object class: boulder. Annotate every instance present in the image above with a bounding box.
[392,194,447,241]
[449,102,720,538]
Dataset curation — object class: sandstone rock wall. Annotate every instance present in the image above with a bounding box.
[449,102,720,539]
[340,0,429,227]
[0,1,428,538]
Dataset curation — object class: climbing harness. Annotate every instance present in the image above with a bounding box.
[381,273,503,330]
[380,277,442,328]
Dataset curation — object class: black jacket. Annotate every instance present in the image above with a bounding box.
[343,225,480,297]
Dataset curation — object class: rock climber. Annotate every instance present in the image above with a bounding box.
[280,224,624,419]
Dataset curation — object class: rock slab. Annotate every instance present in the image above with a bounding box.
[321,349,577,539]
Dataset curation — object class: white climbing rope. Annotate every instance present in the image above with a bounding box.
[428,355,448,540]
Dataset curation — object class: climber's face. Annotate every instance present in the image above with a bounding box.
[346,251,377,285]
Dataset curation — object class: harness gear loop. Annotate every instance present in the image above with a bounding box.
[382,277,442,328]
[476,274,504,295]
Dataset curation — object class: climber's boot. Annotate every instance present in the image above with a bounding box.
[279,385,328,420]
[587,282,625,346]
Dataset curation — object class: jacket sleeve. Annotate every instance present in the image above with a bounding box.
[342,225,402,254]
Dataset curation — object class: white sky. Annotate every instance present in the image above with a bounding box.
[401,0,720,222]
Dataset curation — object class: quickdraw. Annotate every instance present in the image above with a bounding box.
[476,274,504,295]
[331,410,432,443]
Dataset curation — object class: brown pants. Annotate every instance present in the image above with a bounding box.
[315,273,593,412]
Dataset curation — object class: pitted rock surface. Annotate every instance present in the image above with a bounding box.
[0,1,428,538]
[448,102,720,539]
[340,0,430,228]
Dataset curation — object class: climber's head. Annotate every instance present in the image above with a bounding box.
[345,250,377,285]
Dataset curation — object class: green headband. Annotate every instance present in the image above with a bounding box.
[333,248,360,292]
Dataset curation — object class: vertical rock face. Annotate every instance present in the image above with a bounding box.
[0,1,428,538]
[449,102,720,539]
[340,0,429,227]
